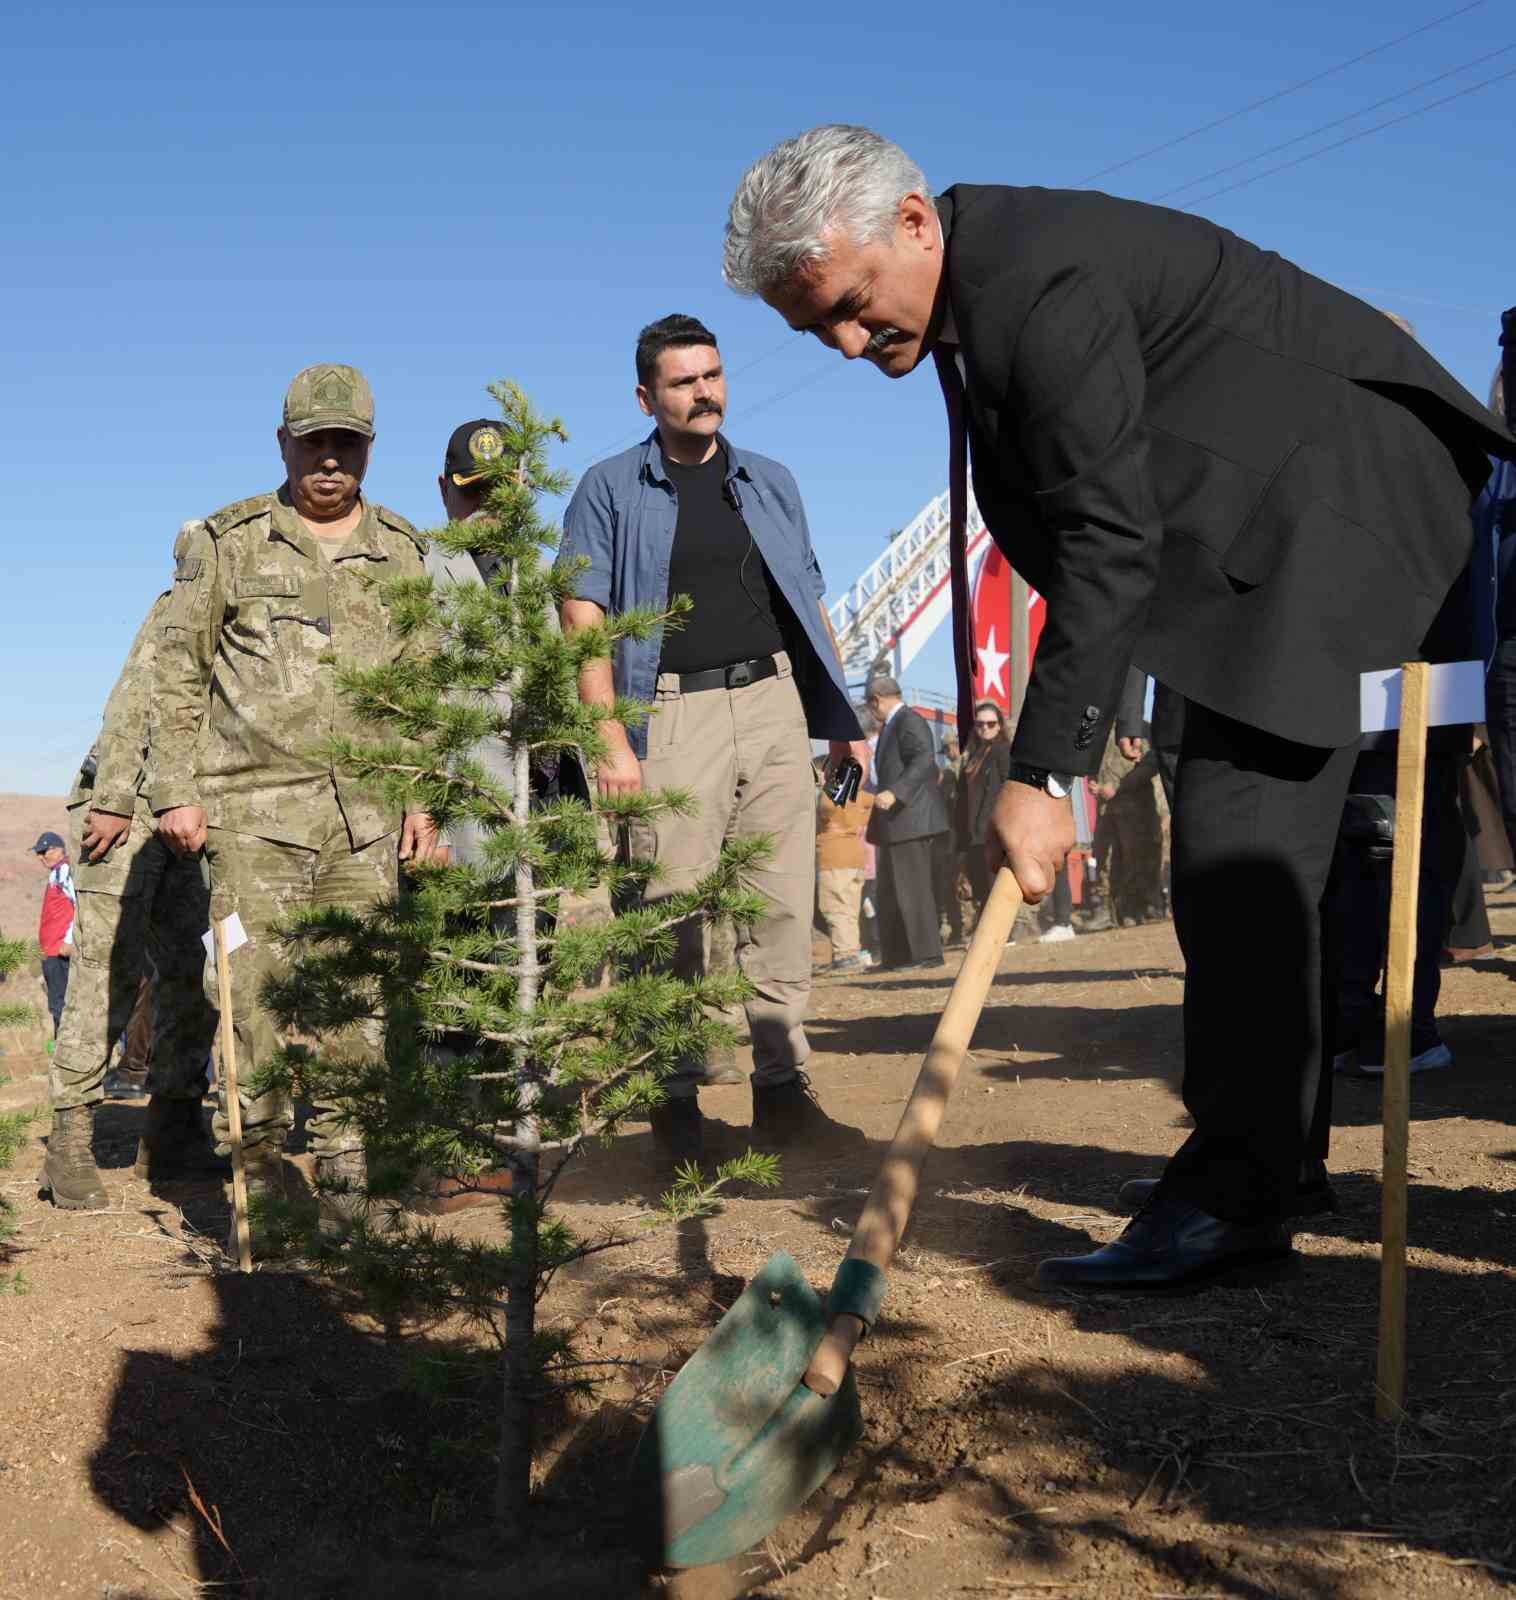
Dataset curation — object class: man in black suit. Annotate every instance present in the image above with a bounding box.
[866,675,948,970]
[724,124,1514,1289]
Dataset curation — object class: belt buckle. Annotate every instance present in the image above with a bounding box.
[726,660,754,689]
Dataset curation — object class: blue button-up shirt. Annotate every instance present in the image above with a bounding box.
[559,431,861,758]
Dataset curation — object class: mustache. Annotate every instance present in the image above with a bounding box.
[689,402,723,418]
[865,326,906,358]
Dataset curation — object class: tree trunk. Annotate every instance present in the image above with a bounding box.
[496,543,542,1532]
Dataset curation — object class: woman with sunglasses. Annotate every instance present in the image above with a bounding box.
[960,700,1014,920]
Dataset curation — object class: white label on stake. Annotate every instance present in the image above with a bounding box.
[1359,660,1484,734]
[202,912,249,969]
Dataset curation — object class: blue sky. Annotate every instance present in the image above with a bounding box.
[2,0,1510,794]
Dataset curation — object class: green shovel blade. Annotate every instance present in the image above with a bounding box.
[631,1249,864,1569]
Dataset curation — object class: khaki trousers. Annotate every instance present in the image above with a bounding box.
[204,809,396,1154]
[817,867,864,960]
[629,656,815,1098]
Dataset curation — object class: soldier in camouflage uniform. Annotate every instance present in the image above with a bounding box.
[148,365,442,1255]
[40,583,224,1210]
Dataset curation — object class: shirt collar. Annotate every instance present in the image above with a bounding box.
[270,488,382,561]
[641,429,751,489]
[929,193,959,350]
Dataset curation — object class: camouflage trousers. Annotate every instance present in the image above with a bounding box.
[1097,790,1166,925]
[205,816,396,1156]
[50,806,218,1111]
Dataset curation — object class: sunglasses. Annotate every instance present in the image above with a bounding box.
[974,718,1000,729]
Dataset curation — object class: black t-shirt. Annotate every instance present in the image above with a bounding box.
[658,446,786,675]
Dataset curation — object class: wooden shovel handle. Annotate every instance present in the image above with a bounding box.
[804,865,1024,1395]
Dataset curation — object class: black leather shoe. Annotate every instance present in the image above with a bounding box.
[1037,1195,1292,1290]
[1117,1173,1336,1216]
[649,1098,704,1167]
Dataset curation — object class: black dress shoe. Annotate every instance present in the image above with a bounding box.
[1037,1195,1292,1289]
[1117,1174,1336,1217]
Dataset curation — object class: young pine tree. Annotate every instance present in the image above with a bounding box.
[258,381,777,1530]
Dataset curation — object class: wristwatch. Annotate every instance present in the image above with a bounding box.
[1008,761,1074,800]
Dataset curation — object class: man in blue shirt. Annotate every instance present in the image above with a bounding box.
[560,314,863,1165]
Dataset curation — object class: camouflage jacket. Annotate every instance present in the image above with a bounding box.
[69,589,174,818]
[146,488,429,849]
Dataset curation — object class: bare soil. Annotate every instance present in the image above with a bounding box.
[3,886,1516,1599]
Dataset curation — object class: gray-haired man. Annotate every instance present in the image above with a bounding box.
[724,124,1510,1290]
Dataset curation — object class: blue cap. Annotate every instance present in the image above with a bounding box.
[32,832,65,854]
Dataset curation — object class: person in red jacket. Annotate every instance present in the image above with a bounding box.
[33,832,75,1038]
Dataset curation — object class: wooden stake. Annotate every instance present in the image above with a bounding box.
[214,917,252,1274]
[1376,660,1429,1420]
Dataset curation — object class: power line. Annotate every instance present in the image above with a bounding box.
[1335,284,1495,318]
[1076,0,1487,186]
[1183,62,1516,208]
[565,5,1499,480]
[1153,42,1515,202]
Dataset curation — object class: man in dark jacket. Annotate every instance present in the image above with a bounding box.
[724,124,1514,1289]
[865,675,948,970]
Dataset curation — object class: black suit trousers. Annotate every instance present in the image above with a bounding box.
[1162,703,1358,1222]
[877,837,944,966]
[1484,638,1516,860]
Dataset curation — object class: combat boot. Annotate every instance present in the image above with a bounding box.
[696,1043,744,1087]
[649,1098,705,1168]
[231,1142,290,1260]
[41,1105,109,1211]
[315,1147,368,1239]
[752,1073,866,1153]
[133,1097,227,1179]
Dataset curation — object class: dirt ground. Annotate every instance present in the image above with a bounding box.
[3,886,1516,1599]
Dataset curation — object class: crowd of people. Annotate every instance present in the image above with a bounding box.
[23,123,1516,1300]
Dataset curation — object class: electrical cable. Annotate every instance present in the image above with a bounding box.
[1183,62,1516,208]
[1152,42,1515,202]
[1076,0,1486,185]
[565,4,1497,481]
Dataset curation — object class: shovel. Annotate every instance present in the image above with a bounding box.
[633,865,1024,1569]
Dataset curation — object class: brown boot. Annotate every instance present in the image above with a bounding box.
[315,1147,368,1239]
[649,1098,704,1168]
[41,1105,109,1211]
[134,1098,227,1179]
[696,1044,744,1087]
[752,1073,866,1152]
[230,1143,290,1259]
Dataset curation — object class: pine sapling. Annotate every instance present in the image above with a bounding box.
[256,381,779,1531]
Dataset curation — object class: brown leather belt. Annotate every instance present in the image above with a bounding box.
[676,654,779,694]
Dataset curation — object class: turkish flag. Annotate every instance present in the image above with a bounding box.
[970,545,1044,717]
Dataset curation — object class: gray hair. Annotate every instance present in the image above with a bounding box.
[865,673,902,701]
[724,124,930,298]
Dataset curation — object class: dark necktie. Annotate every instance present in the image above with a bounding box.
[931,345,978,741]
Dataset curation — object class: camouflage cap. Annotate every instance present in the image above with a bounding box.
[283,363,375,438]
